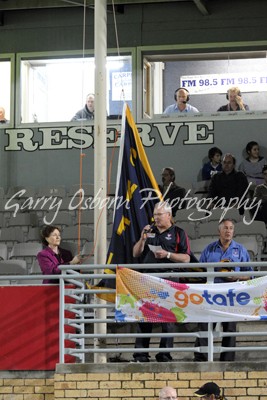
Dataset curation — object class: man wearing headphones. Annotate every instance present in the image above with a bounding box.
[217,86,249,111]
[164,87,199,114]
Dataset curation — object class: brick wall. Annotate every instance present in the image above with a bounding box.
[1,364,267,400]
[0,376,54,400]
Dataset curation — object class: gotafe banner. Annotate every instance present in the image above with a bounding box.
[115,267,267,323]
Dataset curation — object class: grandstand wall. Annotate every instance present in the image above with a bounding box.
[1,0,267,189]
[1,364,267,400]
[1,2,267,397]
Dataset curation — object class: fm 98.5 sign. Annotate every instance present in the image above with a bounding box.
[180,73,267,94]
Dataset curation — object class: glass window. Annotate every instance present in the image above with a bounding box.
[19,53,132,123]
[141,50,267,117]
[0,58,12,124]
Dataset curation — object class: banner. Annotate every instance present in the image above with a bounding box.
[116,267,267,322]
[180,73,267,94]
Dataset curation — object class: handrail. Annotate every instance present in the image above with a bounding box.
[1,262,267,363]
[58,261,267,363]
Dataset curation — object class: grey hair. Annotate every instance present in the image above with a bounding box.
[154,201,172,214]
[159,386,177,398]
[218,218,235,230]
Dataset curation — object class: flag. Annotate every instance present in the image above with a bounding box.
[107,103,162,265]
[92,103,162,301]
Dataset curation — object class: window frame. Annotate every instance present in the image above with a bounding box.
[137,41,267,122]
[16,48,136,126]
[0,53,15,127]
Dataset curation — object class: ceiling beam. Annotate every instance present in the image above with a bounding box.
[0,0,186,11]
[193,0,209,15]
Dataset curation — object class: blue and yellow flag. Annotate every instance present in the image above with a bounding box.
[106,103,162,266]
[92,104,162,301]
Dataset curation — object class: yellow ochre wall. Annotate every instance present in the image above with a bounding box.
[1,364,267,400]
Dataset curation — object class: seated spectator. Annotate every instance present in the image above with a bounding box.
[253,165,267,223]
[239,141,266,185]
[217,87,249,111]
[164,87,199,114]
[71,93,94,121]
[0,107,8,124]
[202,147,223,180]
[158,167,186,215]
[208,153,249,214]
[37,225,81,284]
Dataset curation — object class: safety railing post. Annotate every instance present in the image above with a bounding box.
[207,322,214,362]
[59,274,66,364]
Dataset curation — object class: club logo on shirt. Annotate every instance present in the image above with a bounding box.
[165,233,173,240]
[232,249,239,257]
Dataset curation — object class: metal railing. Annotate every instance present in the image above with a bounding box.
[1,263,266,364]
[57,262,267,363]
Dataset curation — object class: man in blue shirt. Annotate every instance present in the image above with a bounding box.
[194,219,252,362]
[164,87,199,114]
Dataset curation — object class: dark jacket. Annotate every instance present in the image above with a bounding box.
[71,104,94,121]
[159,183,186,216]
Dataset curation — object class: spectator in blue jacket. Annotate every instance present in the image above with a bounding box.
[202,147,223,180]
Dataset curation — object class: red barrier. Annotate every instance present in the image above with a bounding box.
[0,285,76,370]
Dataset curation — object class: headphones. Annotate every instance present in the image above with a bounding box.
[226,89,242,100]
[174,87,190,102]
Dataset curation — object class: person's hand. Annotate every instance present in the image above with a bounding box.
[155,249,168,259]
[235,95,245,109]
[70,254,81,265]
[142,225,151,241]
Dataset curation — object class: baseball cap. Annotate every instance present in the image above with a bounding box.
[195,382,220,397]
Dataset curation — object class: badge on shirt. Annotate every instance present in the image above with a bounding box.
[232,249,239,258]
[165,233,173,241]
[146,232,155,238]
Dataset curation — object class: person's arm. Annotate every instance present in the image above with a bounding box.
[155,228,190,263]
[202,163,211,180]
[60,248,81,265]
[37,251,61,275]
[236,95,246,110]
[71,109,83,121]
[207,173,218,204]
[237,171,249,198]
[239,161,245,174]
[69,255,81,265]
[239,249,253,281]
[253,185,263,201]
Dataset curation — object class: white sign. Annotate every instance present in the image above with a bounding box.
[112,71,132,101]
[180,73,267,94]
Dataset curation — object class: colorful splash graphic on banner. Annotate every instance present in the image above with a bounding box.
[115,267,267,323]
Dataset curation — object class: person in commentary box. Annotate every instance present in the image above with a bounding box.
[164,87,199,114]
[217,86,249,112]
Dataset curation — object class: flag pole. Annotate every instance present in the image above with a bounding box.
[94,0,107,363]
